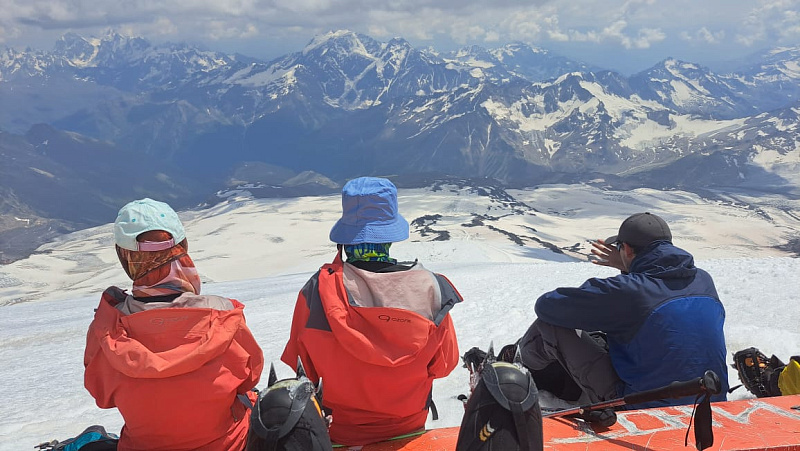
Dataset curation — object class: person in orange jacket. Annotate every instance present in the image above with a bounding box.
[84,198,265,451]
[281,177,463,446]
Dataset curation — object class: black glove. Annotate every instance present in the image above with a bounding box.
[462,347,487,371]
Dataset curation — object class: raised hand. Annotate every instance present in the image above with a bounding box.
[590,239,625,271]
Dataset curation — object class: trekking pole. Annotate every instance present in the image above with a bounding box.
[543,370,721,418]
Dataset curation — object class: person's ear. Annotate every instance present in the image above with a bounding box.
[623,243,636,258]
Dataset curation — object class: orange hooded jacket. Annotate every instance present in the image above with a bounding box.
[281,253,462,446]
[84,287,264,451]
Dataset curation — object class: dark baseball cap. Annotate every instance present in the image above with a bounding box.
[605,212,672,248]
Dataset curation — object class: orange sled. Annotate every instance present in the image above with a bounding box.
[355,394,800,451]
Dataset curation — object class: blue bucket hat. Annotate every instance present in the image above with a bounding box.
[329,177,409,245]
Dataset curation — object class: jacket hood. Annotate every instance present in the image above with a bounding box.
[314,261,446,368]
[89,292,247,379]
[629,241,697,279]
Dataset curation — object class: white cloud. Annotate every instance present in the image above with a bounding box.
[449,23,490,45]
[465,25,488,43]
[776,7,800,40]
[239,23,259,39]
[565,19,664,49]
[680,27,725,44]
[484,30,500,42]
[367,24,390,39]
[736,33,762,47]
[735,0,800,46]
[569,29,601,44]
[273,0,335,14]
[144,17,178,37]
[542,15,569,42]
[632,27,666,49]
[602,20,632,46]
[619,0,658,18]
[499,8,549,42]
[0,24,22,44]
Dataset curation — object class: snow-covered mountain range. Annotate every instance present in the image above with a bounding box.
[3,30,799,181]
[2,30,800,262]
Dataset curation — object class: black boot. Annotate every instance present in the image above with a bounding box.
[580,408,617,428]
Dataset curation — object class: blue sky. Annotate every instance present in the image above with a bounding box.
[2,0,800,74]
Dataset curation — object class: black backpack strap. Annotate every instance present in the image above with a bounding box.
[426,389,439,420]
[238,392,255,409]
[80,441,119,451]
[432,274,463,326]
[510,402,531,451]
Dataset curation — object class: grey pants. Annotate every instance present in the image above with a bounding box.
[518,319,620,403]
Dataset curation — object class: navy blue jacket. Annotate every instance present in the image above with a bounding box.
[534,241,728,408]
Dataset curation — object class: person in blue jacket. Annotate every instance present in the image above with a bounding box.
[517,212,729,425]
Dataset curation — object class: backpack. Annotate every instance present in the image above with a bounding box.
[35,425,118,451]
[456,350,543,451]
[246,360,333,451]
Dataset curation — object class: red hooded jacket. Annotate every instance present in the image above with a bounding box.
[84,287,264,451]
[281,253,462,445]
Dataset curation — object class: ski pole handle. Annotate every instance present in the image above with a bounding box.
[701,370,721,395]
[623,370,720,406]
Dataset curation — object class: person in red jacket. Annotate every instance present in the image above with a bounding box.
[84,198,264,451]
[281,177,463,446]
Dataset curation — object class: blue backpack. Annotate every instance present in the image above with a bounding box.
[35,425,118,451]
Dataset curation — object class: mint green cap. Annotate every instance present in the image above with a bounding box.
[114,198,186,251]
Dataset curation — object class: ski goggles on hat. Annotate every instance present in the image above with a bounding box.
[135,238,175,251]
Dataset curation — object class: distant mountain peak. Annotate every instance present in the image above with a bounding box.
[53,32,96,61]
[493,42,548,58]
[661,57,700,69]
[302,29,372,55]
[99,28,134,41]
[55,29,147,50]
[454,44,489,56]
[488,43,594,82]
[386,36,412,47]
[554,71,586,83]
[636,57,711,80]
[53,30,151,69]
